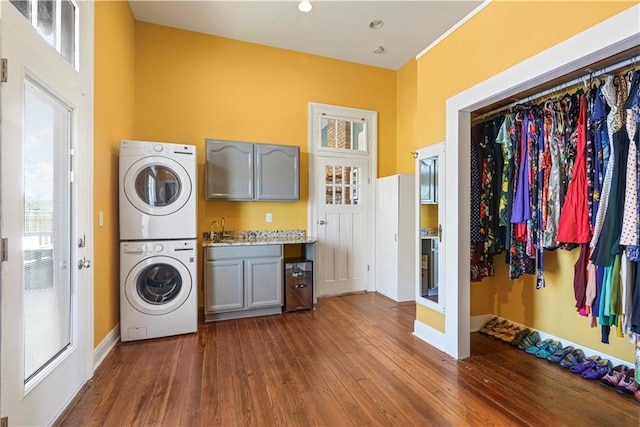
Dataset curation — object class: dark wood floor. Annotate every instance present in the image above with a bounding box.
[55,293,639,426]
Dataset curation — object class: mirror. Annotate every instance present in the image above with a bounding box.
[416,143,445,311]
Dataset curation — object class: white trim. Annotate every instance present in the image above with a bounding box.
[415,0,492,60]
[472,316,634,369]
[84,0,96,383]
[439,5,640,360]
[307,102,378,295]
[413,319,447,354]
[93,324,119,370]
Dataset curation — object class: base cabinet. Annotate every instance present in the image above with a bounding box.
[204,245,283,321]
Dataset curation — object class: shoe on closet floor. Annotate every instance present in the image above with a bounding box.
[600,365,630,388]
[535,340,563,359]
[510,328,531,347]
[479,317,499,334]
[616,370,638,396]
[582,359,612,380]
[496,325,521,342]
[486,320,509,337]
[547,345,574,363]
[517,331,540,351]
[569,355,601,374]
[559,349,585,368]
[526,338,552,355]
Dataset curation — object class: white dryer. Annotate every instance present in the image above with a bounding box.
[119,140,196,241]
[120,239,197,341]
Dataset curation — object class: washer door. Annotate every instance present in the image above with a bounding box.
[125,256,192,316]
[123,156,192,216]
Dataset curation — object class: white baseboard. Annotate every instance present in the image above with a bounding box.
[470,314,495,333]
[93,324,120,370]
[471,315,633,368]
[413,319,448,354]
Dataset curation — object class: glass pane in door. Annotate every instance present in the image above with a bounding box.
[23,79,71,382]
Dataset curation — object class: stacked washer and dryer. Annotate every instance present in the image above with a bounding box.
[119,140,198,341]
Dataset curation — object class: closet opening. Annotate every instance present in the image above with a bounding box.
[435,5,640,361]
[468,44,640,362]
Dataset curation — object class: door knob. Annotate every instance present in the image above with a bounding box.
[319,220,326,225]
[77,258,91,269]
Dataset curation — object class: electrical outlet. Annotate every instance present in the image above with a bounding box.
[266,213,273,223]
[98,211,104,227]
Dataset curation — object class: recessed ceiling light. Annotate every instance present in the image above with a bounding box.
[369,20,384,30]
[373,46,385,54]
[298,1,312,13]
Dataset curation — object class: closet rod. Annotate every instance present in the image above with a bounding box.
[473,55,639,123]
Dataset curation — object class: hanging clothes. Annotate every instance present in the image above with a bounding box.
[592,76,630,267]
[590,76,619,249]
[557,93,591,243]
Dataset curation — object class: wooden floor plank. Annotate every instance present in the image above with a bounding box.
[55,293,639,427]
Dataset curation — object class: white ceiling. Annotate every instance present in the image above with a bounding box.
[128,1,483,70]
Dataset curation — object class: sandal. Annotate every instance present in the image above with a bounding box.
[496,325,521,342]
[569,354,600,374]
[559,349,585,368]
[582,359,612,380]
[526,338,552,355]
[616,369,638,396]
[600,364,630,388]
[547,345,574,363]
[510,328,531,347]
[486,320,509,336]
[535,340,563,359]
[479,317,499,334]
[517,331,540,351]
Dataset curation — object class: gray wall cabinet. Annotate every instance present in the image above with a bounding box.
[204,245,283,321]
[205,139,299,201]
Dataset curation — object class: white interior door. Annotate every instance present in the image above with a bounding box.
[317,156,369,295]
[0,1,93,425]
[308,103,377,297]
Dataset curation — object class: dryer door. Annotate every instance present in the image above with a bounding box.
[123,156,192,216]
[125,256,192,315]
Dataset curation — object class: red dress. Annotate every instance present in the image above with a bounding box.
[557,93,591,244]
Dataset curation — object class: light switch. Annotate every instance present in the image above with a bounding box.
[266,213,273,223]
[98,211,104,227]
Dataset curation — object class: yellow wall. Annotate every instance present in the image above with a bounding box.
[411,1,637,360]
[133,22,397,309]
[93,0,136,346]
[396,59,417,174]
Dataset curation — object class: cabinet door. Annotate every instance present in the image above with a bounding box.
[374,175,399,300]
[420,158,438,204]
[205,139,254,200]
[204,259,244,313]
[246,257,283,308]
[255,144,299,200]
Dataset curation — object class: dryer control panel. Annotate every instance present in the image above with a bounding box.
[120,139,196,158]
[122,240,196,256]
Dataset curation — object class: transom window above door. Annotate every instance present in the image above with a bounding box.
[320,115,367,153]
[10,0,77,68]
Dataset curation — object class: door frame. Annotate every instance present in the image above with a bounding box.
[412,4,640,360]
[0,0,95,422]
[307,102,378,296]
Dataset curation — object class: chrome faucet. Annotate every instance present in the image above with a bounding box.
[209,219,218,241]
[220,217,226,239]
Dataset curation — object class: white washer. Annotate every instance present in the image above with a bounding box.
[119,140,197,241]
[120,240,197,341]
